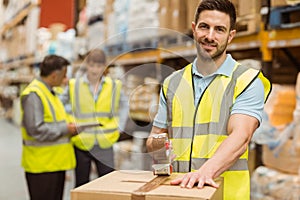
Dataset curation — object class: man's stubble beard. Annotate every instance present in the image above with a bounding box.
[195,38,228,62]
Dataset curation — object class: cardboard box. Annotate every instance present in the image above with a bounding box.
[238,0,261,16]
[262,139,300,174]
[171,0,187,33]
[186,0,201,24]
[71,171,223,200]
[271,0,288,7]
[159,0,172,31]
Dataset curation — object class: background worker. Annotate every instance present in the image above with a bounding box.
[146,0,271,199]
[60,48,129,187]
[20,55,81,200]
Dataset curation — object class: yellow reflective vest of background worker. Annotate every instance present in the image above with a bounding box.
[21,79,76,173]
[68,76,121,150]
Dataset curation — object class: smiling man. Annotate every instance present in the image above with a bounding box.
[146,0,271,199]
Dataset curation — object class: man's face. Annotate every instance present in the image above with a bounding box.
[192,10,236,62]
[86,61,106,82]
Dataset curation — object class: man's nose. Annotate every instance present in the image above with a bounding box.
[206,28,215,41]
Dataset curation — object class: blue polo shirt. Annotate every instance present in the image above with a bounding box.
[153,54,265,128]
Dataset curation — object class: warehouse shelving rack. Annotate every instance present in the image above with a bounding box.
[1,1,300,121]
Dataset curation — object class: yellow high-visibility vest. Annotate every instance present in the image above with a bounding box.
[21,79,76,173]
[69,77,121,150]
[163,63,271,200]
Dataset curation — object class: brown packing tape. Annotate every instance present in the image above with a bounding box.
[131,175,171,200]
[130,174,223,200]
[132,176,169,200]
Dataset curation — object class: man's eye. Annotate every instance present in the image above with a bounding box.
[198,24,208,29]
[216,27,226,32]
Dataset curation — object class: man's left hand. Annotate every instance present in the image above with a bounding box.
[170,171,219,189]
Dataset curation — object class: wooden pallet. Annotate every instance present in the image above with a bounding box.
[236,14,260,37]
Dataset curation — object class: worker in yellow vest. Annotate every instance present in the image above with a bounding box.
[146,0,271,199]
[20,55,81,200]
[60,49,129,187]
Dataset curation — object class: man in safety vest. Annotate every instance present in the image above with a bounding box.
[146,0,271,199]
[20,55,81,200]
[60,48,128,187]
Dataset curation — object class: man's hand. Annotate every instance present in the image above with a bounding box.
[146,126,168,153]
[67,123,82,137]
[170,171,219,189]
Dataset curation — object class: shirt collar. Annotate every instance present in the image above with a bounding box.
[192,54,236,78]
[82,73,105,85]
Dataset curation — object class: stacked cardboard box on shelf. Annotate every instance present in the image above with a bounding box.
[272,0,300,7]
[105,0,199,46]
[251,166,300,200]
[127,76,160,122]
[261,84,298,173]
[262,139,300,174]
[251,80,300,200]
[253,76,300,199]
[232,0,262,36]
[160,0,199,34]
[265,84,296,127]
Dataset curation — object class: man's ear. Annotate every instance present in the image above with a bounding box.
[49,70,59,82]
[192,21,196,34]
[228,29,236,44]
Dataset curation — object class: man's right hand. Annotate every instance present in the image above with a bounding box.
[67,123,82,137]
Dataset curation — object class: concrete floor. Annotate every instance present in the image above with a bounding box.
[0,118,74,200]
[0,117,152,200]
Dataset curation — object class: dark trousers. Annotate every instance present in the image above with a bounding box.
[25,171,65,200]
[74,145,114,187]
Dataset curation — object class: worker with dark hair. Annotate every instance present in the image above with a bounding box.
[20,54,80,200]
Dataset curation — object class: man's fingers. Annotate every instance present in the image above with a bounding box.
[170,177,182,185]
[197,178,205,189]
[180,176,189,188]
[171,173,219,190]
[197,178,219,189]
[207,179,219,188]
[186,176,198,189]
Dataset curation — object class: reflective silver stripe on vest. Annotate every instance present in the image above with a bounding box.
[165,69,186,138]
[172,160,190,173]
[172,159,248,172]
[23,137,70,147]
[83,127,118,134]
[194,123,227,136]
[193,158,248,171]
[74,111,116,118]
[23,84,69,147]
[23,84,59,146]
[111,80,117,117]
[74,78,118,119]
[193,65,250,136]
[172,126,193,138]
[31,84,57,122]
